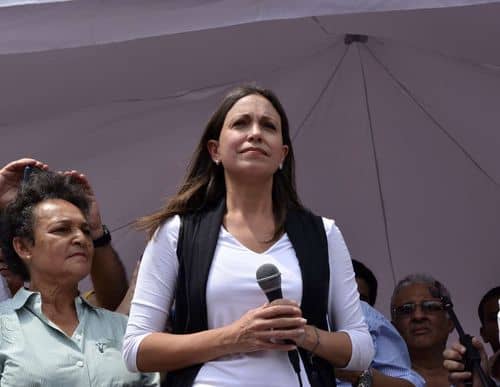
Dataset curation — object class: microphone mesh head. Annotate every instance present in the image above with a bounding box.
[256,263,281,293]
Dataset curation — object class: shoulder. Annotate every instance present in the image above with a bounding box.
[0,290,29,315]
[93,306,127,320]
[0,305,21,346]
[320,216,335,234]
[145,214,181,255]
[0,299,15,315]
[152,214,181,243]
[319,216,347,247]
[295,210,340,239]
[288,207,337,235]
[90,306,128,330]
[360,301,390,332]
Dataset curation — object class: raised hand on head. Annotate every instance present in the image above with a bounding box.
[59,170,104,239]
[0,158,48,208]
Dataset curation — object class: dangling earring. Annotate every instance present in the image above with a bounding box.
[279,162,283,170]
[214,159,220,166]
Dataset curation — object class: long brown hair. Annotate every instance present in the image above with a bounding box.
[137,85,303,240]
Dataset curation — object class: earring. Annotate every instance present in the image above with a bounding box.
[279,162,283,170]
[214,160,220,166]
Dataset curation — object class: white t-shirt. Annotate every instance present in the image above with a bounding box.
[123,215,373,387]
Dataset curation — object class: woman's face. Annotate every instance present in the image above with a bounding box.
[16,198,93,286]
[208,94,288,180]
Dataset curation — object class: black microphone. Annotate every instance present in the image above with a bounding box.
[256,263,283,302]
[256,263,303,386]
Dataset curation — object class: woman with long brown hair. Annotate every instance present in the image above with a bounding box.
[123,85,373,387]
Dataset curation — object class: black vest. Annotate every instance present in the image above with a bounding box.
[164,200,336,387]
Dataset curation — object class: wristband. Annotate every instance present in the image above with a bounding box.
[310,326,320,354]
[93,224,111,248]
[356,369,373,387]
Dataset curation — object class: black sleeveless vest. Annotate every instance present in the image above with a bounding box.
[164,200,336,387]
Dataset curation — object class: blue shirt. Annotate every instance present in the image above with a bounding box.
[0,288,159,387]
[337,301,426,387]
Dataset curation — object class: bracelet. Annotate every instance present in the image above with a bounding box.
[310,326,320,354]
[355,369,373,387]
[93,224,112,248]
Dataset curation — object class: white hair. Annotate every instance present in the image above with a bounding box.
[391,273,451,307]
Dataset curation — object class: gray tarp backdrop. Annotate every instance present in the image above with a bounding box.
[1,0,499,347]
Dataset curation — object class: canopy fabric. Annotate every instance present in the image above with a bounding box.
[1,0,499,53]
[1,0,499,341]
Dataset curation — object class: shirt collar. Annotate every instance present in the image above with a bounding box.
[10,287,96,311]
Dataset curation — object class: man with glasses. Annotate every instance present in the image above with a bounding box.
[335,261,425,387]
[391,274,454,387]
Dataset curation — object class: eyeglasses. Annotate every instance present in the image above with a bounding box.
[392,300,445,318]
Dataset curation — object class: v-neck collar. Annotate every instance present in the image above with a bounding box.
[220,224,287,255]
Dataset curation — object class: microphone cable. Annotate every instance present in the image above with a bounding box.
[288,349,303,387]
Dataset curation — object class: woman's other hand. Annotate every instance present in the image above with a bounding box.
[225,299,306,353]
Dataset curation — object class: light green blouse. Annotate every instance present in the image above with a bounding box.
[0,288,159,387]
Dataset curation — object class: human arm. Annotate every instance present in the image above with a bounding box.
[115,260,140,315]
[336,302,425,386]
[336,368,417,386]
[304,219,373,369]
[0,158,48,208]
[136,301,304,372]
[90,244,127,310]
[64,171,128,310]
[123,216,306,372]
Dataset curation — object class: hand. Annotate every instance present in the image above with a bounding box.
[225,299,306,354]
[60,170,103,239]
[443,337,489,387]
[491,351,500,381]
[0,158,48,208]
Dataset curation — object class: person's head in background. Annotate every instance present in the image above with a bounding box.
[0,247,24,296]
[391,274,453,359]
[0,170,92,291]
[478,286,500,353]
[352,259,378,306]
